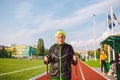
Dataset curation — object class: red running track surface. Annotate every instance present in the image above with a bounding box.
[33,60,108,80]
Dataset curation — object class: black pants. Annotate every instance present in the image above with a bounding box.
[101,60,106,72]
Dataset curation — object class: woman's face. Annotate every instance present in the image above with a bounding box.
[102,51,105,54]
[56,33,65,45]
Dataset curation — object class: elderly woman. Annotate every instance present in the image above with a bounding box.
[44,29,77,80]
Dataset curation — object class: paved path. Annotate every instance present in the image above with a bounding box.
[30,61,109,80]
[94,68,117,80]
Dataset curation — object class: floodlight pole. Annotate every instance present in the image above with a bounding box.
[93,14,97,61]
[85,43,88,61]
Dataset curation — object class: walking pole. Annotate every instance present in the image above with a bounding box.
[46,62,49,80]
[46,61,48,73]
[75,61,78,80]
[46,60,49,80]
[74,53,78,80]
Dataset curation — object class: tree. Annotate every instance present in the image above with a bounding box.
[12,46,17,55]
[36,38,45,56]
[88,50,94,57]
[96,48,101,59]
[0,46,12,58]
[44,48,48,56]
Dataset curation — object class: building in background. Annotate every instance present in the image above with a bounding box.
[10,45,36,58]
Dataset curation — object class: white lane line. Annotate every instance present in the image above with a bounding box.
[78,61,85,80]
[0,65,45,76]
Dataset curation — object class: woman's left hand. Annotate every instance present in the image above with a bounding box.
[73,55,77,61]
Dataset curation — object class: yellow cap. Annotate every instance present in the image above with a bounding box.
[55,29,66,37]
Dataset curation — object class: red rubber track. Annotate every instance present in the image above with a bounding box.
[35,60,107,80]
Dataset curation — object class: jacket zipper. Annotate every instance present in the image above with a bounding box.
[57,43,65,80]
[59,46,62,80]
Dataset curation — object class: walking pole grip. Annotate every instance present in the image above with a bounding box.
[46,61,48,74]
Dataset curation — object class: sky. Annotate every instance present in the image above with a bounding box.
[0,0,120,50]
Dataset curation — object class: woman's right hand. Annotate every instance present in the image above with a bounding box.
[44,56,48,62]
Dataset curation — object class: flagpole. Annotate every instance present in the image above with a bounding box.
[107,12,111,62]
[93,14,96,61]
[85,43,88,61]
[111,6,114,35]
[110,6,115,60]
[107,12,109,31]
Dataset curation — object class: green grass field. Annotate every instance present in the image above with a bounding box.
[0,58,47,80]
[0,58,100,80]
[84,60,101,67]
